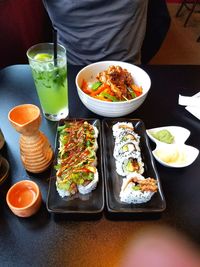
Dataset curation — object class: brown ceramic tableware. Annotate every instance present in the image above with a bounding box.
[6,180,42,217]
[8,104,53,173]
[0,156,9,185]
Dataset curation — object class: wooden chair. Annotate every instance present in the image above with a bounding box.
[176,0,200,27]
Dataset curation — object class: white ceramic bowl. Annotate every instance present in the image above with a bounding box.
[152,143,199,168]
[75,61,151,117]
[146,126,191,145]
[146,126,199,168]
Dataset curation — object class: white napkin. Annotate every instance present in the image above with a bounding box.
[178,92,200,120]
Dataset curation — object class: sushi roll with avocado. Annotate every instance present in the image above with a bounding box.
[116,152,144,176]
[84,124,99,151]
[92,125,99,139]
[112,122,134,138]
[56,178,78,197]
[78,167,99,195]
[120,173,158,204]
[55,120,99,198]
[56,166,98,197]
[113,140,140,160]
[115,129,140,145]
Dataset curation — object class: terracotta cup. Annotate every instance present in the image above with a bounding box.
[6,180,42,217]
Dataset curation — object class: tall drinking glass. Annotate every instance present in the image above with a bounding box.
[27,43,69,121]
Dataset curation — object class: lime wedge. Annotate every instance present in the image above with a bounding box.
[34,53,53,61]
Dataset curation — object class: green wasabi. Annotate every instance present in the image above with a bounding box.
[151,129,174,144]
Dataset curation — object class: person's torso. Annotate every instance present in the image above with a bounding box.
[43,0,148,65]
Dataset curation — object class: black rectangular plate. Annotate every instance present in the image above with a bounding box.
[46,118,104,216]
[102,118,166,216]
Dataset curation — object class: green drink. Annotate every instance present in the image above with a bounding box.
[27,43,69,121]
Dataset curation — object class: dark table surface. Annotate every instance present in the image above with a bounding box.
[0,64,200,267]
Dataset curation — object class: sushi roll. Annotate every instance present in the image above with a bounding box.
[112,122,134,138]
[120,173,158,204]
[84,124,99,151]
[115,129,140,145]
[78,167,99,195]
[56,178,78,198]
[113,140,140,160]
[55,120,99,198]
[92,125,99,139]
[56,166,98,197]
[116,152,144,176]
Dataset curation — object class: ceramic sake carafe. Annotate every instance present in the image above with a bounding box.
[8,104,53,173]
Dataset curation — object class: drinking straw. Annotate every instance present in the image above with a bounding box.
[53,28,58,67]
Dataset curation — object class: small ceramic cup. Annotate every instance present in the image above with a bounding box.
[6,180,42,217]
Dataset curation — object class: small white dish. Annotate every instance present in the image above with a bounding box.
[152,143,199,168]
[146,126,190,145]
[146,126,199,168]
